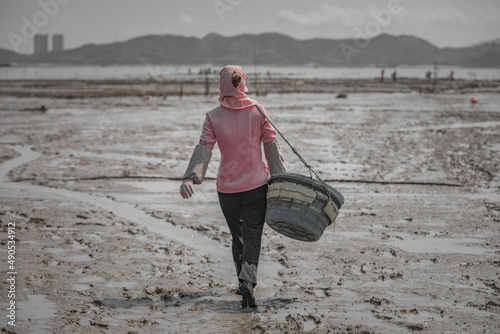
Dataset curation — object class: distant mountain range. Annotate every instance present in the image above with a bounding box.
[1,33,499,68]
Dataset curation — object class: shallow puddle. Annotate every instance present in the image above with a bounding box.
[402,120,500,132]
[0,145,41,181]
[47,247,93,262]
[17,294,57,333]
[303,319,316,331]
[387,237,495,255]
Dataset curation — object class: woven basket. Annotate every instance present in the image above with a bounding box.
[265,173,344,242]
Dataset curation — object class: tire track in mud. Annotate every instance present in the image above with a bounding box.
[0,145,280,289]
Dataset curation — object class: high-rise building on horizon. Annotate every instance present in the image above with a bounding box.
[34,34,48,54]
[52,34,64,52]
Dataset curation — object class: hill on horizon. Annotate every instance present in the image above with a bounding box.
[1,32,499,68]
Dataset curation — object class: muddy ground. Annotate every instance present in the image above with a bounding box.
[0,77,498,99]
[0,79,499,333]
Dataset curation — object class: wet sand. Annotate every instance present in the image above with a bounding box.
[0,81,499,333]
[0,77,499,100]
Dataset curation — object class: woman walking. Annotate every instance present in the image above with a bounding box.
[180,65,285,308]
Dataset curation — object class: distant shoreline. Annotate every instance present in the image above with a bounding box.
[1,65,499,81]
[0,77,498,99]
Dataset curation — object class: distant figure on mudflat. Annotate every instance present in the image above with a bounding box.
[449,71,454,81]
[392,70,397,81]
[426,71,432,81]
[380,69,385,82]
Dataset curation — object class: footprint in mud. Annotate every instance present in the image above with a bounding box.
[94,297,155,309]
[93,291,296,314]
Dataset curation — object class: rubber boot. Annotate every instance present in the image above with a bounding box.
[240,281,257,308]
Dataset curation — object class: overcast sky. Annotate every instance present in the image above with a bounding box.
[1,0,499,54]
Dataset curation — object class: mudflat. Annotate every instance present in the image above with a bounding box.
[0,79,499,333]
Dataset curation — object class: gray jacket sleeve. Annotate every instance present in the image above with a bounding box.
[264,139,286,175]
[183,143,212,184]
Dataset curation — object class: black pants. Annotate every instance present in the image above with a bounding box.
[217,184,268,286]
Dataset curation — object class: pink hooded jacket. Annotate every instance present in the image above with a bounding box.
[200,65,276,193]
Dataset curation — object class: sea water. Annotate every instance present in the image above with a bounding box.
[1,64,500,81]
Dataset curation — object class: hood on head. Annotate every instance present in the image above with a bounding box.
[219,65,248,98]
[218,65,257,109]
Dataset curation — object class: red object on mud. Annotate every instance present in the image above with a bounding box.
[470,97,478,104]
